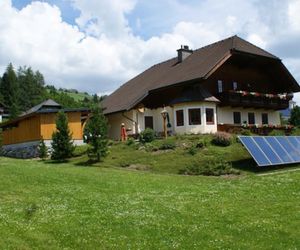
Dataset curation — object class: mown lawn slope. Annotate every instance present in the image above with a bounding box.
[0,157,299,249]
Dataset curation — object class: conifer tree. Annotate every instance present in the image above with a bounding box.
[38,139,48,160]
[289,106,300,127]
[51,111,74,160]
[0,63,20,118]
[84,106,108,162]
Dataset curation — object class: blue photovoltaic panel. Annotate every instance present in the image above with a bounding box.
[252,137,282,165]
[238,137,270,166]
[264,137,294,164]
[239,136,300,167]
[276,137,300,162]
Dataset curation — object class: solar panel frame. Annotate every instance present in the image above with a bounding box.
[239,136,300,167]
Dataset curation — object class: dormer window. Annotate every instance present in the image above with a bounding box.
[233,82,238,90]
[218,80,223,93]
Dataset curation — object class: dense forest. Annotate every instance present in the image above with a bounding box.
[0,63,104,119]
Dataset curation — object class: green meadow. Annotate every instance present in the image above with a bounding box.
[0,136,299,249]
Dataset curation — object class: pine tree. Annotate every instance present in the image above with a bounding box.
[289,106,300,127]
[51,111,74,160]
[1,63,20,118]
[84,106,108,162]
[18,67,46,111]
[38,140,48,159]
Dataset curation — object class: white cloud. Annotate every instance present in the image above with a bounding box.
[0,0,299,105]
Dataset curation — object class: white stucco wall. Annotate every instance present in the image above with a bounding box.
[106,110,137,140]
[217,107,281,125]
[173,102,217,134]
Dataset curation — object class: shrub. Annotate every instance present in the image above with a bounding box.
[139,128,155,143]
[291,128,300,136]
[126,137,135,146]
[268,130,285,136]
[196,138,208,148]
[179,159,239,176]
[159,140,176,150]
[187,146,198,155]
[211,132,232,147]
[240,129,252,136]
[38,140,48,159]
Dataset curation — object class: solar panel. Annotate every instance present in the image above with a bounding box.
[238,136,300,166]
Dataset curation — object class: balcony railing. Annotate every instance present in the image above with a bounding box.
[217,91,293,110]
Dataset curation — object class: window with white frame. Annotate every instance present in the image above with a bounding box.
[262,113,268,125]
[233,112,241,124]
[176,110,184,126]
[218,80,223,93]
[205,108,214,124]
[188,108,201,125]
[233,81,238,90]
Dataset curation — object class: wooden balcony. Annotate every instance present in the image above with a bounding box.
[217,91,293,110]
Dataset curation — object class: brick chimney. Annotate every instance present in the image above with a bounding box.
[177,45,193,63]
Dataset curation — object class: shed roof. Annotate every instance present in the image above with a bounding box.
[102,35,299,114]
[0,99,89,128]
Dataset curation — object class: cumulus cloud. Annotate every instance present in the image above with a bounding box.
[0,0,299,104]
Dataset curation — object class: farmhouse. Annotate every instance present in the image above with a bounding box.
[102,35,300,140]
[0,99,89,158]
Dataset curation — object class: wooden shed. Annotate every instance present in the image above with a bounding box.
[0,100,89,158]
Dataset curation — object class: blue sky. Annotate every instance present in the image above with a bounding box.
[1,0,300,102]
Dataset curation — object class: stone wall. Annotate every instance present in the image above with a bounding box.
[0,140,85,159]
[0,141,40,159]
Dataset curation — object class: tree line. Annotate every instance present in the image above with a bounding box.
[0,63,104,119]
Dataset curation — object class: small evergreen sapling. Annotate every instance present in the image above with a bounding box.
[38,139,48,159]
[84,106,108,162]
[51,111,74,160]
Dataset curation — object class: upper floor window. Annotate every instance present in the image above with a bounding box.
[188,108,201,125]
[218,80,223,93]
[233,82,238,90]
[206,108,214,124]
[176,110,184,126]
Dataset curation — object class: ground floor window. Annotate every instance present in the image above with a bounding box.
[188,108,201,125]
[262,113,268,125]
[205,108,214,124]
[144,116,153,129]
[248,113,255,125]
[233,112,241,124]
[176,110,184,126]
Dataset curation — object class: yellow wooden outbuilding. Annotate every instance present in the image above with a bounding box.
[0,99,89,146]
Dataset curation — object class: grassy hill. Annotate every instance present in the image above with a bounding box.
[0,135,299,249]
[59,90,92,101]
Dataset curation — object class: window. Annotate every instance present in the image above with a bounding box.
[248,113,255,125]
[188,108,201,125]
[176,110,184,126]
[233,112,241,124]
[144,116,153,129]
[262,113,268,125]
[233,82,238,90]
[218,80,223,93]
[206,108,214,124]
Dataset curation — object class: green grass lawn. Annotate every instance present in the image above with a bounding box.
[0,154,299,249]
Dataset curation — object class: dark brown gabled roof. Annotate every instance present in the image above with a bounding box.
[0,99,89,128]
[102,35,297,114]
